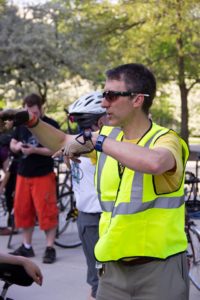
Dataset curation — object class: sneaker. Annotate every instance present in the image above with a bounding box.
[43,246,56,264]
[9,244,35,258]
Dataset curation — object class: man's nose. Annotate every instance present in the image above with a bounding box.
[101,97,110,108]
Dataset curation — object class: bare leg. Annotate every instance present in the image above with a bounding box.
[23,227,34,245]
[45,226,57,247]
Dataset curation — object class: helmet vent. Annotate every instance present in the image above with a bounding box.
[68,91,106,114]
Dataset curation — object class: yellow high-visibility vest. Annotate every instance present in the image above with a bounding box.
[94,123,189,262]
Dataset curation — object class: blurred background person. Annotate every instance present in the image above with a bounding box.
[9,93,59,264]
[0,119,15,235]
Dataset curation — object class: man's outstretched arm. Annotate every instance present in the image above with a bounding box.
[0,108,73,152]
[30,118,71,152]
[0,109,94,155]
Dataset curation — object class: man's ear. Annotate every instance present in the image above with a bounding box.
[132,94,145,108]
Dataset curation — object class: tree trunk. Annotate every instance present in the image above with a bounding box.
[36,82,48,105]
[175,0,189,144]
[179,82,189,144]
[176,36,189,144]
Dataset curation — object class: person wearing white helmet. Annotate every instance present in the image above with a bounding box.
[68,91,107,130]
[68,91,108,300]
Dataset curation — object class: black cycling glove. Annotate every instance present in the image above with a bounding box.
[0,109,30,126]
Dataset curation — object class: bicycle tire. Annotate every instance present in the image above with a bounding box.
[189,262,200,291]
[187,222,200,290]
[55,192,81,248]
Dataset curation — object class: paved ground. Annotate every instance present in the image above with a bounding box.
[0,156,199,300]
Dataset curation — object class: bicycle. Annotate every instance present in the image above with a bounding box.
[184,169,200,291]
[185,214,200,291]
[54,158,81,248]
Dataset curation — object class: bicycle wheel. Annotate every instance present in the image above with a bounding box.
[189,261,200,291]
[187,222,200,290]
[55,192,81,248]
[0,194,9,228]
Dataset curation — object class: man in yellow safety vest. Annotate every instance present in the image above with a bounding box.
[0,63,189,300]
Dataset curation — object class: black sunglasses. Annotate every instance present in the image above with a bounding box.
[102,90,149,102]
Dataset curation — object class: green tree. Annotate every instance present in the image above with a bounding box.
[0,1,114,104]
[144,0,200,144]
[0,4,73,103]
[66,0,199,143]
[98,0,200,143]
[1,0,199,143]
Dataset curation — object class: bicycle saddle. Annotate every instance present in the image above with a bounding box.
[0,264,33,286]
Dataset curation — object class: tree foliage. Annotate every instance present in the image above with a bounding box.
[54,0,200,142]
[0,0,199,142]
[151,91,179,130]
[0,3,74,103]
[85,0,200,143]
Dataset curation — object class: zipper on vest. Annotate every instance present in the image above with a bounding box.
[110,134,125,221]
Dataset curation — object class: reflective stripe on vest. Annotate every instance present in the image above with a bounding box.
[96,127,121,211]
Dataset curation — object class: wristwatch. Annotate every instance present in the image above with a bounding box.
[94,135,107,152]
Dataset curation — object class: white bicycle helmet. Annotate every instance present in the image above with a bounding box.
[68,91,105,115]
[67,91,106,129]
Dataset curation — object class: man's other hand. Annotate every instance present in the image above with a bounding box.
[0,109,30,127]
[63,136,94,157]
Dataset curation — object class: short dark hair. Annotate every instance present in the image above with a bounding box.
[106,63,156,114]
[22,93,42,109]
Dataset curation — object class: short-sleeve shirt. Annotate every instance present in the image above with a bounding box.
[12,115,59,177]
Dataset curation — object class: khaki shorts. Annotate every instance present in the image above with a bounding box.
[96,252,189,300]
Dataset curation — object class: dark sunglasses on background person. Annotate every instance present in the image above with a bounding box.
[102,91,150,103]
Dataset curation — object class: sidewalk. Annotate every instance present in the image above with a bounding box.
[0,227,200,299]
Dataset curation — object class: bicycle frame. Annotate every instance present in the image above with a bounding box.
[54,158,81,248]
